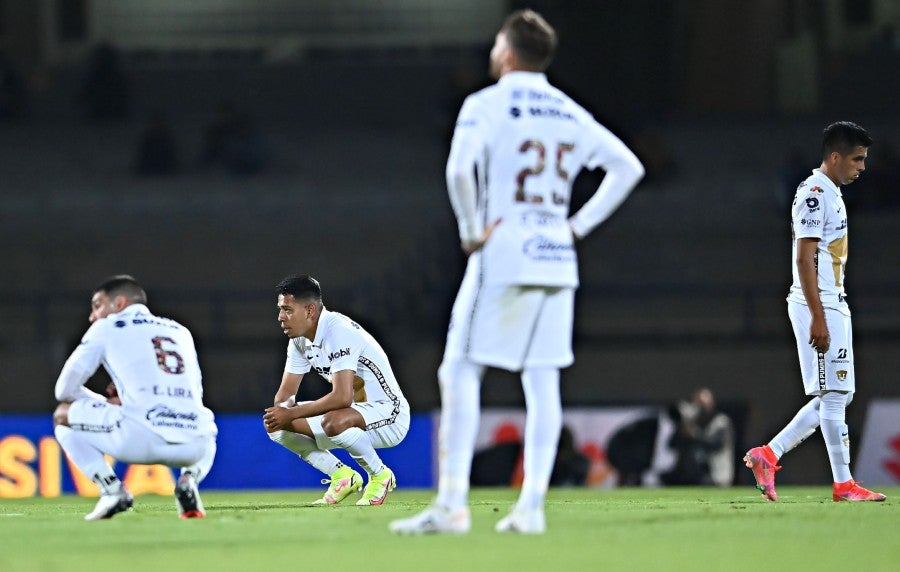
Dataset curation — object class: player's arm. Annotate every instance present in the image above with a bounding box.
[54,329,106,403]
[265,369,355,430]
[273,371,303,406]
[796,237,829,352]
[568,123,645,240]
[446,97,491,254]
[297,369,354,417]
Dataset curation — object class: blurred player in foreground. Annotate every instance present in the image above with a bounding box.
[263,274,410,505]
[53,275,217,520]
[744,122,886,503]
[390,9,644,535]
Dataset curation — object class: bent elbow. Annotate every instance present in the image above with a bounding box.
[626,157,645,184]
[54,387,72,403]
[633,160,646,182]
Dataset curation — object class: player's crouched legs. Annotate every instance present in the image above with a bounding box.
[267,426,362,505]
[320,408,404,506]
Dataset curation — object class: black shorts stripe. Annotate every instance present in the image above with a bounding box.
[817,350,827,391]
[358,356,402,431]
[70,421,119,433]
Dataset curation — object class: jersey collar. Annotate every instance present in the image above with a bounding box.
[810,168,842,197]
[310,307,331,347]
[498,71,548,86]
[109,303,150,319]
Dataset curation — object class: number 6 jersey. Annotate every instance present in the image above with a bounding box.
[54,303,216,443]
[447,71,644,287]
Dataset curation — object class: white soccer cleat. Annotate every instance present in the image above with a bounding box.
[84,488,134,521]
[389,505,471,535]
[494,508,546,534]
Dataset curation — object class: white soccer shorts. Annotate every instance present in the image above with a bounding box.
[67,398,216,466]
[306,400,410,450]
[788,300,855,395]
[443,258,575,372]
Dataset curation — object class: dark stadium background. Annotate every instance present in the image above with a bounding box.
[1,0,898,487]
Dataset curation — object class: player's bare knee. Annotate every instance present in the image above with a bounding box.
[320,415,342,437]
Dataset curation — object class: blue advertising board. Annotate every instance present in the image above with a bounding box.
[0,414,434,497]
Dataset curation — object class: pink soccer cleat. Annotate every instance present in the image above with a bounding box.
[833,479,886,502]
[743,445,781,502]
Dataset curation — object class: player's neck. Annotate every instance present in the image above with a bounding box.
[818,162,841,187]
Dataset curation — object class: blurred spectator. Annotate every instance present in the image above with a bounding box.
[661,388,734,486]
[471,423,591,487]
[200,100,268,176]
[549,425,590,486]
[607,414,666,486]
[80,42,131,122]
[133,111,180,176]
[470,424,522,486]
[0,51,27,121]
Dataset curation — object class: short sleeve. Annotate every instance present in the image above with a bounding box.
[792,188,826,239]
[285,340,311,375]
[323,324,362,375]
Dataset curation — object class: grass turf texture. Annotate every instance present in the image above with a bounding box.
[2,487,898,571]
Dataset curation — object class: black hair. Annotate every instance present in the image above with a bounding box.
[95,274,147,304]
[275,274,323,303]
[500,9,557,72]
[822,121,873,158]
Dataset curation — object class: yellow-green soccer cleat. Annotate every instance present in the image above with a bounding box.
[356,466,396,506]
[311,466,363,505]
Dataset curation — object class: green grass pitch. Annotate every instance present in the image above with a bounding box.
[2,487,898,571]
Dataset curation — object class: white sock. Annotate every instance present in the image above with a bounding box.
[330,427,383,476]
[268,430,343,476]
[435,359,484,510]
[768,397,821,458]
[54,425,121,494]
[516,367,562,512]
[819,391,852,483]
[180,438,217,484]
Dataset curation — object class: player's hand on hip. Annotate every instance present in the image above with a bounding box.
[462,218,502,255]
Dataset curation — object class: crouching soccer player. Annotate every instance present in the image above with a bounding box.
[263,275,410,505]
[53,275,217,520]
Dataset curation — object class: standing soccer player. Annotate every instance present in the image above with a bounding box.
[53,275,217,520]
[390,9,644,535]
[263,274,410,506]
[744,122,885,503]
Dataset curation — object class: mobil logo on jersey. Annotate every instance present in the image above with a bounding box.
[328,348,351,361]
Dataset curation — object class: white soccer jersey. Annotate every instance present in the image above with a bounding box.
[447,71,644,287]
[54,304,216,443]
[285,308,407,410]
[787,169,850,315]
